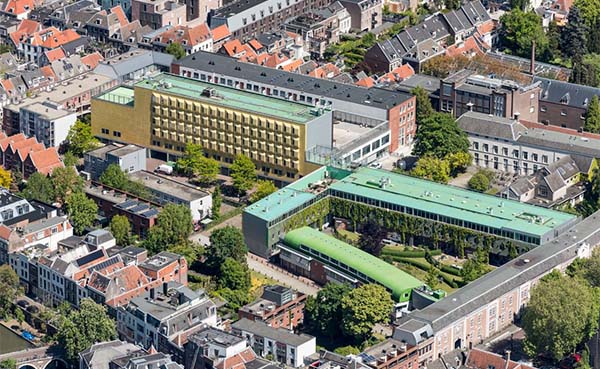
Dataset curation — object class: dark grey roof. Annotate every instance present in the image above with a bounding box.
[544,155,580,180]
[508,177,535,196]
[456,111,527,141]
[535,76,600,108]
[398,209,600,333]
[177,51,412,110]
[188,326,245,347]
[518,127,600,158]
[232,318,315,346]
[395,74,440,94]
[62,36,91,55]
[542,171,565,192]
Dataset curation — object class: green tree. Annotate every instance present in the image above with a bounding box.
[168,240,204,267]
[166,42,186,59]
[334,346,360,356]
[21,172,54,204]
[211,186,222,220]
[230,154,256,194]
[66,191,98,234]
[461,248,490,282]
[446,151,472,176]
[155,204,193,245]
[570,54,599,87]
[567,249,600,287]
[176,143,204,177]
[0,265,20,318]
[560,6,588,59]
[14,307,24,328]
[573,0,600,26]
[55,298,116,363]
[411,156,451,183]
[65,120,100,157]
[468,172,491,192]
[216,287,250,311]
[499,10,548,58]
[250,180,277,203]
[305,283,352,339]
[0,359,16,369]
[99,164,129,189]
[196,156,220,186]
[584,95,600,133]
[511,0,529,10]
[358,220,387,256]
[207,226,247,268]
[341,284,394,342]
[51,166,83,205]
[425,267,440,290]
[218,257,251,291]
[411,86,434,124]
[523,274,600,360]
[63,151,79,167]
[588,18,600,54]
[110,215,133,246]
[412,113,469,159]
[544,21,561,61]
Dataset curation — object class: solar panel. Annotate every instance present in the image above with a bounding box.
[142,209,159,218]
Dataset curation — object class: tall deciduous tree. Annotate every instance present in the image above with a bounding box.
[0,265,20,318]
[468,172,491,192]
[99,164,129,189]
[110,215,133,246]
[218,257,251,291]
[168,240,204,266]
[55,298,116,362]
[51,166,83,206]
[305,283,352,339]
[154,204,193,245]
[211,186,222,220]
[560,6,588,59]
[411,86,434,124]
[21,173,54,203]
[0,168,11,189]
[412,113,469,159]
[358,220,387,256]
[250,180,277,203]
[523,273,600,360]
[341,284,394,342]
[0,359,16,369]
[176,144,204,177]
[66,191,98,234]
[207,226,247,268]
[573,0,600,26]
[510,0,530,11]
[230,154,256,194]
[65,120,100,157]
[499,10,548,58]
[584,95,600,133]
[196,156,220,186]
[166,42,186,59]
[411,156,451,183]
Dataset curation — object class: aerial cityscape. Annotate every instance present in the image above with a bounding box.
[0,0,600,368]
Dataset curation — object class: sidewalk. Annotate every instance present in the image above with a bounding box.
[246,254,320,296]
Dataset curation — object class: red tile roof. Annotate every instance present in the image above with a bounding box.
[158,24,212,48]
[44,48,65,62]
[40,65,56,80]
[17,19,40,33]
[28,147,63,176]
[0,133,25,151]
[264,53,288,68]
[17,142,43,161]
[0,224,11,240]
[467,348,537,369]
[110,5,128,27]
[81,52,103,69]
[0,79,14,94]
[4,0,34,15]
[281,58,303,72]
[356,76,375,88]
[9,137,38,155]
[211,24,230,41]
[446,36,485,58]
[216,348,257,369]
[248,39,263,51]
[27,27,80,48]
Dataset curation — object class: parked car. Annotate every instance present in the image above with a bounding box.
[369,162,382,169]
[559,353,582,369]
[17,300,29,308]
[155,164,173,175]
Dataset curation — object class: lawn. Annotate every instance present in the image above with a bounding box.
[250,270,284,299]
[337,228,360,243]
[395,262,457,294]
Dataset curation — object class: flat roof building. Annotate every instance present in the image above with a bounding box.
[242,166,578,258]
[92,73,332,185]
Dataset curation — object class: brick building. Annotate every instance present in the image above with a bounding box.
[238,285,306,329]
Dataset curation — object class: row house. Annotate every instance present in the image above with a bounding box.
[14,26,81,65]
[0,133,64,176]
[238,285,306,329]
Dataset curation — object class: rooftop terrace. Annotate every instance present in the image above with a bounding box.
[134,73,321,124]
[96,86,135,106]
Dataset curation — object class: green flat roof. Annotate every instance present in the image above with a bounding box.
[245,167,351,222]
[283,227,423,301]
[96,86,135,106]
[134,73,320,124]
[329,167,577,237]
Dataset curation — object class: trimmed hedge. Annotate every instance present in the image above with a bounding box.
[440,264,462,276]
[381,247,442,258]
[396,257,432,271]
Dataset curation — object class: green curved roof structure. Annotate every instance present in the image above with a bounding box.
[283,227,423,302]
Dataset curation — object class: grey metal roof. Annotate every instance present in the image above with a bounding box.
[232,318,315,346]
[508,177,535,196]
[456,111,527,141]
[535,76,600,108]
[519,127,600,158]
[542,171,565,193]
[398,210,600,334]
[177,51,412,110]
[544,155,580,180]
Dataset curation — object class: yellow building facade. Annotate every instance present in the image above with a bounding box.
[91,74,332,184]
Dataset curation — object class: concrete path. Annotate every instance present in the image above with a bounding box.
[246,254,320,296]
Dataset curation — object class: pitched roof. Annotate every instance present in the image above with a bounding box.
[211,24,230,41]
[81,52,103,69]
[44,48,65,62]
[110,5,128,27]
[4,0,34,15]
[28,147,63,175]
[535,76,600,109]
[356,76,375,88]
[158,24,211,47]
[281,58,303,72]
[0,133,25,151]
[8,137,37,155]
[248,39,263,51]
[0,224,12,240]
[17,142,43,161]
[466,348,536,369]
[40,65,56,80]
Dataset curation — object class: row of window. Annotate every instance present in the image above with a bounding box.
[472,141,550,164]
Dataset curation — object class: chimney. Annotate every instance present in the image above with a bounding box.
[504,350,511,369]
[163,282,169,295]
[530,41,535,75]
[150,288,155,300]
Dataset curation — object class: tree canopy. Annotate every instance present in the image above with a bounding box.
[560,6,588,59]
[99,164,150,198]
[211,186,222,220]
[412,113,469,159]
[411,156,451,183]
[218,257,251,291]
[230,154,256,194]
[51,166,83,206]
[176,144,220,185]
[66,191,98,234]
[65,120,100,157]
[207,226,247,268]
[305,283,352,339]
[523,273,600,360]
[55,298,116,362]
[468,172,491,192]
[341,284,394,342]
[250,180,277,203]
[411,86,434,124]
[584,95,600,133]
[0,265,20,318]
[358,220,387,256]
[166,42,186,59]
[0,168,11,189]
[110,215,133,246]
[461,248,491,282]
[499,10,548,58]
